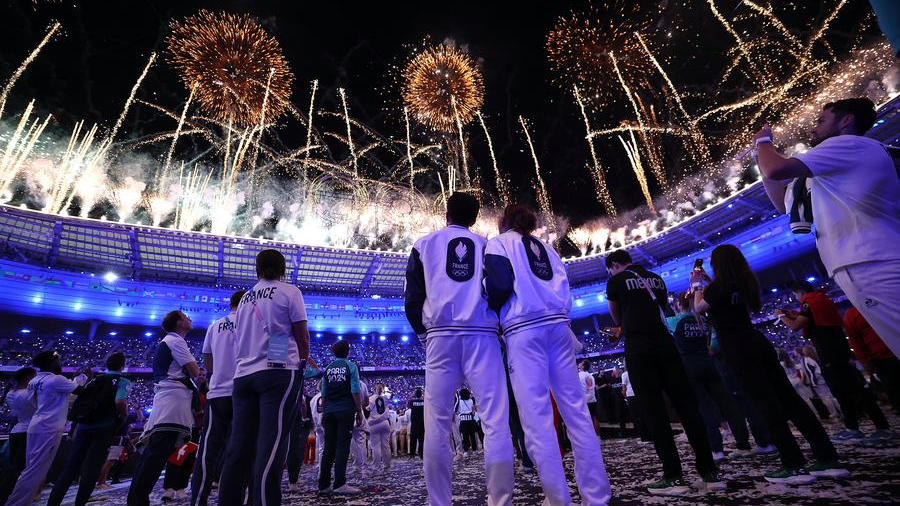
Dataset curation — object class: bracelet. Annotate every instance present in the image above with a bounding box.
[754,136,773,147]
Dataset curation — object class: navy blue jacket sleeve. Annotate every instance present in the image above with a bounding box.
[484,253,515,313]
[403,247,428,335]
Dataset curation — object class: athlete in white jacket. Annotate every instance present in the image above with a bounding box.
[368,383,392,472]
[405,193,514,506]
[310,388,325,473]
[485,204,611,506]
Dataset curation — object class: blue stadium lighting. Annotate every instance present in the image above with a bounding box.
[596,294,604,302]
[771,288,778,293]
[401,335,409,342]
[806,276,816,283]
[31,295,42,303]
[144,331,153,337]
[575,299,584,307]
[583,330,589,335]
[73,302,82,311]
[64,330,74,335]
[20,328,30,334]
[103,272,119,283]
[337,335,343,341]
[379,335,387,342]
[361,335,367,341]
[316,333,322,338]
[109,331,118,336]
[115,308,124,317]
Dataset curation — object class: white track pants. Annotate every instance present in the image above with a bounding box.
[424,334,514,506]
[6,431,63,506]
[351,425,368,473]
[507,323,611,506]
[314,426,325,468]
[833,259,900,359]
[369,421,392,470]
[451,415,463,454]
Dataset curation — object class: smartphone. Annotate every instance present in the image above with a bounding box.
[693,258,704,271]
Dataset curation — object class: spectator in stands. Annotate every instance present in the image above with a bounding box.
[318,339,364,495]
[755,98,900,358]
[218,249,310,506]
[844,306,900,413]
[606,249,721,495]
[0,367,36,504]
[48,352,131,506]
[693,244,846,484]
[777,280,891,442]
[7,351,82,506]
[667,293,754,460]
[191,289,244,506]
[127,311,200,506]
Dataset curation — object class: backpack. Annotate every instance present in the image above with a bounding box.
[69,374,120,424]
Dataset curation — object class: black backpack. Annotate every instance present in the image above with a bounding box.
[69,374,121,424]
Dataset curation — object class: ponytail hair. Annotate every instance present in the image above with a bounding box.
[501,203,537,235]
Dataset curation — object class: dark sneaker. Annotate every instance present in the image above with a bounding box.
[701,472,727,492]
[647,477,690,496]
[830,429,865,443]
[764,467,816,485]
[808,461,851,479]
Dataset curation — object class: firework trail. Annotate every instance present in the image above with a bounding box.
[338,87,357,176]
[0,22,60,121]
[573,85,615,216]
[160,82,197,190]
[451,96,471,188]
[618,130,654,213]
[476,112,509,206]
[303,79,319,181]
[518,116,556,237]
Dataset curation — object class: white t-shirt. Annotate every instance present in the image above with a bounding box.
[578,371,597,403]
[621,371,635,398]
[7,388,36,434]
[793,135,900,276]
[310,393,324,429]
[203,312,239,399]
[26,371,78,434]
[399,411,410,430]
[233,280,308,378]
[145,333,197,432]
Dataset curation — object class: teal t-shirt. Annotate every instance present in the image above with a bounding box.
[321,358,359,413]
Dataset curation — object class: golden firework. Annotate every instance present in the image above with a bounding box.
[166,10,293,127]
[546,1,652,105]
[402,44,484,132]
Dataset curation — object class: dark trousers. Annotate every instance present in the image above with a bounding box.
[191,396,233,506]
[47,424,116,506]
[286,416,311,483]
[0,432,27,504]
[510,423,533,467]
[821,361,889,431]
[872,357,900,410]
[625,349,717,480]
[318,408,356,490]
[625,396,652,441]
[459,420,478,451]
[683,355,752,452]
[409,427,424,457]
[719,331,837,469]
[218,369,303,506]
[127,431,182,506]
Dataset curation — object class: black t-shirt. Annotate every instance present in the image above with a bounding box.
[701,281,756,332]
[606,265,674,354]
[799,303,852,365]
[407,397,425,429]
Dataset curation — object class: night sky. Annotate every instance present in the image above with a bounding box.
[0,0,879,225]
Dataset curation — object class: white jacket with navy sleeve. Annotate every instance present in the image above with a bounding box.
[484,230,571,336]
[404,225,500,338]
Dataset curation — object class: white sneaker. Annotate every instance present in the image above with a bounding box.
[160,489,175,502]
[712,451,726,462]
[333,484,362,494]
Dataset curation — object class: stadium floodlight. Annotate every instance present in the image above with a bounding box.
[379,335,387,342]
[109,331,118,336]
[144,331,153,337]
[771,288,778,293]
[32,295,42,303]
[401,335,409,342]
[806,276,816,283]
[64,330,74,335]
[583,330,589,335]
[20,328,30,334]
[103,272,119,283]
[316,333,322,338]
[361,335,367,341]
[337,335,343,341]
[73,302,83,311]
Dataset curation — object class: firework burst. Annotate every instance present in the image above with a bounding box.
[166,10,294,128]
[402,44,484,132]
[547,1,653,105]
